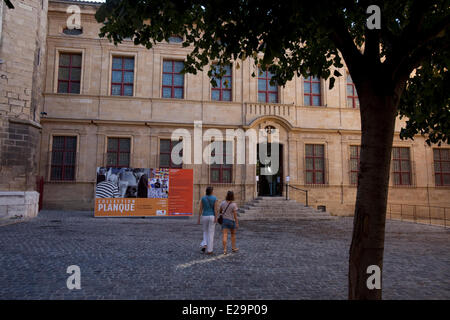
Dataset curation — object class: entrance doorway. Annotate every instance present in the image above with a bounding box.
[257,143,283,196]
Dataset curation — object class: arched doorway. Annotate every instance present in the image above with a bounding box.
[257,142,283,196]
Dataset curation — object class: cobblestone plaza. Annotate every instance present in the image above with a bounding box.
[0,211,448,300]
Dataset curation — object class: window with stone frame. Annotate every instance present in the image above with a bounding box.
[159,139,183,169]
[162,60,184,99]
[346,74,360,108]
[349,145,360,185]
[210,141,233,183]
[57,53,82,94]
[433,148,450,186]
[211,64,232,101]
[305,144,325,184]
[51,136,77,181]
[106,137,131,168]
[304,76,321,106]
[111,56,134,96]
[258,68,278,103]
[392,147,412,185]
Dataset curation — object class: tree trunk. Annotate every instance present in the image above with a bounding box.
[348,81,398,300]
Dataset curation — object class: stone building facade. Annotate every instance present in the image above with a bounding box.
[0,0,48,218]
[4,0,447,216]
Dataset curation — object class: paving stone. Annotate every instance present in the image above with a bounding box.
[0,210,448,299]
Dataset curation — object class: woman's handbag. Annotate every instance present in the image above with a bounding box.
[218,202,231,225]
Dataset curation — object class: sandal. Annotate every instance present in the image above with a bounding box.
[223,250,228,255]
[206,251,214,255]
[232,248,239,253]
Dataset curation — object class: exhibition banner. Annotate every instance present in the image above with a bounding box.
[94,167,193,217]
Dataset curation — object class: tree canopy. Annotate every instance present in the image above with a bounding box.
[96,0,449,144]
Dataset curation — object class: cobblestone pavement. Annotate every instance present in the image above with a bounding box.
[0,210,448,300]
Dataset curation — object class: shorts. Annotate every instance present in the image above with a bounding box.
[222,218,236,230]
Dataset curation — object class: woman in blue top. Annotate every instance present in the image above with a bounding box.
[197,186,218,255]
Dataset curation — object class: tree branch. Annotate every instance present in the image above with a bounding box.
[329,16,364,80]
[388,4,449,78]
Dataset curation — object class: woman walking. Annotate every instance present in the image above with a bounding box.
[197,186,218,255]
[219,191,239,255]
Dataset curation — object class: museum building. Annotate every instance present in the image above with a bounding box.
[1,0,449,217]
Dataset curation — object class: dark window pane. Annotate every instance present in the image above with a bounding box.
[312,95,320,106]
[52,151,63,165]
[112,57,122,69]
[258,93,266,102]
[124,71,134,83]
[162,87,171,98]
[174,61,184,73]
[162,74,172,86]
[174,74,184,86]
[112,71,122,83]
[58,81,68,93]
[64,152,75,165]
[108,138,118,151]
[174,88,183,99]
[268,93,278,103]
[306,171,313,184]
[107,153,117,166]
[70,82,80,94]
[211,90,220,101]
[59,54,70,66]
[222,90,231,101]
[123,85,133,96]
[160,140,171,153]
[124,58,134,70]
[163,61,172,72]
[119,153,130,166]
[119,138,130,151]
[111,85,121,96]
[71,54,82,67]
[66,137,77,150]
[58,68,69,81]
[159,154,170,167]
[258,79,267,91]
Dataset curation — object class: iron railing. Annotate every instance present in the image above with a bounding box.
[286,184,309,207]
[387,203,449,227]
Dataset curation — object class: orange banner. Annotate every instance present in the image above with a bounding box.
[94,167,193,217]
[168,169,194,216]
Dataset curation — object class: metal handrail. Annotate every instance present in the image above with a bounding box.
[286,184,309,207]
[387,203,449,227]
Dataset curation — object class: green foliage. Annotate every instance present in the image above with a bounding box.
[399,51,450,145]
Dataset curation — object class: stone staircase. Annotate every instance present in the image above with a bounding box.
[237,196,335,220]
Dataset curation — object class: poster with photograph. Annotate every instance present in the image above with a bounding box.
[94,167,193,217]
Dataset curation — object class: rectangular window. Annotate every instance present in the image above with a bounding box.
[305,144,325,184]
[210,141,233,183]
[51,136,77,181]
[211,64,232,101]
[111,56,134,96]
[350,146,360,185]
[346,74,359,108]
[106,138,131,168]
[57,53,81,94]
[159,139,183,168]
[258,68,278,103]
[392,147,411,185]
[433,149,450,186]
[304,76,321,106]
[162,60,184,99]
